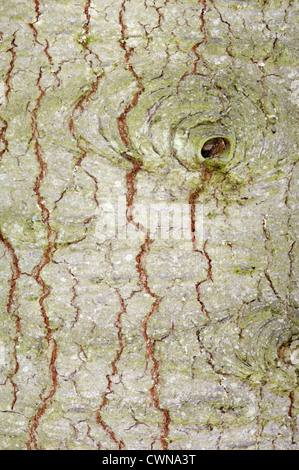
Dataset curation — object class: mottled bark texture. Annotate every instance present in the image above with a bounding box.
[0,0,298,450]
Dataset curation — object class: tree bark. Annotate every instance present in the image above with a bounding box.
[0,0,298,450]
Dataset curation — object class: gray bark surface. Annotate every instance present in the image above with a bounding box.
[0,0,298,450]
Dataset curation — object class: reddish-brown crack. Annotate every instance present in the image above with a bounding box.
[79,0,101,66]
[288,391,296,445]
[176,0,209,92]
[210,0,235,57]
[53,65,61,87]
[29,0,53,67]
[68,268,80,328]
[189,188,201,252]
[96,373,125,449]
[31,70,49,223]
[0,230,22,410]
[125,159,143,230]
[136,236,156,298]
[55,4,104,211]
[138,0,165,49]
[69,73,103,140]
[199,0,208,38]
[152,44,171,80]
[96,289,127,450]
[189,167,213,318]
[27,339,58,450]
[176,43,207,93]
[118,0,144,148]
[44,39,53,66]
[83,0,91,39]
[153,1,164,30]
[94,245,126,448]
[84,170,99,208]
[123,154,171,448]
[29,0,42,45]
[111,290,126,376]
[55,2,103,208]
[195,242,212,319]
[148,338,171,450]
[136,236,170,450]
[5,31,18,101]
[69,71,104,174]
[26,67,59,450]
[117,0,145,232]
[288,391,294,418]
[87,424,101,450]
[116,25,171,441]
[0,119,9,164]
[96,388,125,450]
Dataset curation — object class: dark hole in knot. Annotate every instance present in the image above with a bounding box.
[201,137,230,159]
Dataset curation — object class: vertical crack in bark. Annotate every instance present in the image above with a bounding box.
[210,0,235,58]
[96,288,126,450]
[288,240,295,302]
[29,0,42,45]
[150,0,164,34]
[195,240,213,319]
[0,119,8,165]
[122,145,171,448]
[125,160,142,227]
[118,0,144,148]
[189,188,202,253]
[111,290,126,378]
[68,268,80,328]
[96,374,124,449]
[255,384,265,450]
[84,169,99,208]
[5,31,18,102]
[116,6,171,443]
[27,340,58,450]
[142,0,165,41]
[27,68,59,451]
[288,391,296,445]
[285,161,297,307]
[69,70,104,178]
[81,0,101,65]
[288,393,294,419]
[190,168,213,319]
[196,329,227,399]
[29,0,54,67]
[0,31,18,164]
[176,0,209,92]
[63,0,105,187]
[199,0,208,40]
[87,423,102,450]
[137,236,170,450]
[44,39,53,66]
[83,0,91,39]
[262,215,282,302]
[196,330,213,368]
[0,230,21,410]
